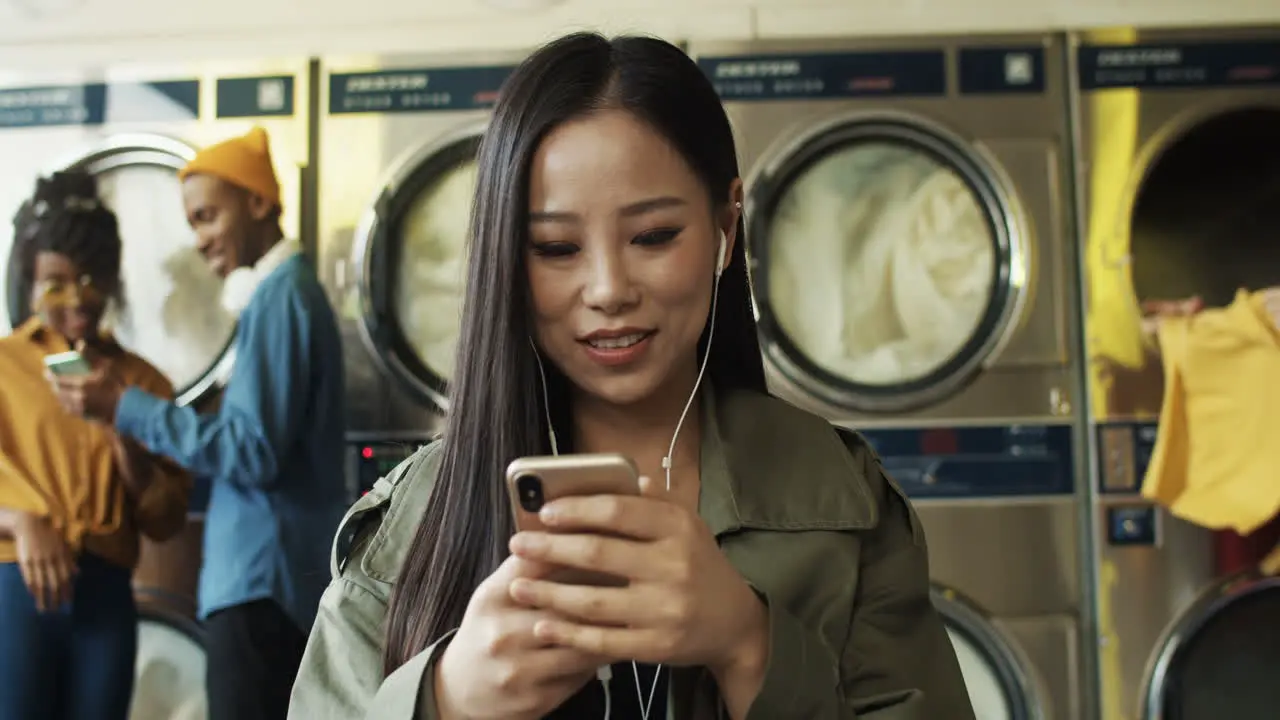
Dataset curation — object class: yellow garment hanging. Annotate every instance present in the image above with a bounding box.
[1141,289,1280,535]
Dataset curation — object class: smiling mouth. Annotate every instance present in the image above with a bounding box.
[584,332,651,350]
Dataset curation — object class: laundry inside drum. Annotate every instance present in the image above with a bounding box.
[766,140,997,387]
[96,164,235,394]
[393,157,476,383]
[945,624,1016,720]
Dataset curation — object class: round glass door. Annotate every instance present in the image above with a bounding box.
[1143,574,1280,719]
[131,601,207,720]
[749,117,1020,413]
[946,624,1017,720]
[393,157,474,384]
[933,587,1041,720]
[1130,107,1280,310]
[357,133,480,412]
[96,162,236,402]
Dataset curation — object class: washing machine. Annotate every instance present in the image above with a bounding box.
[1070,26,1280,720]
[689,34,1087,719]
[315,51,526,497]
[0,59,312,720]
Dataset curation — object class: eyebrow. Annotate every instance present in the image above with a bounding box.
[528,195,687,223]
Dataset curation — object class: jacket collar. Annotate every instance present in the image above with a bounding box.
[698,384,878,537]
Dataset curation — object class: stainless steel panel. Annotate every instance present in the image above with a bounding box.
[1092,506,1214,720]
[915,499,1082,718]
[1000,614,1081,720]
[918,500,1080,617]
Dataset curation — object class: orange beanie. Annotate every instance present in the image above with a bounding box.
[179,127,282,209]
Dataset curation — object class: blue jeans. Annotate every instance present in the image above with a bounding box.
[0,553,137,720]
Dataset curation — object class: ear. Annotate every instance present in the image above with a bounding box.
[719,177,745,269]
[246,192,276,222]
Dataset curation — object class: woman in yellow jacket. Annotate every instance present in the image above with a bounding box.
[0,171,191,720]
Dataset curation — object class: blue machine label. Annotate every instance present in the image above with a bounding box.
[856,424,1075,499]
[329,65,516,115]
[217,75,295,118]
[0,79,199,129]
[697,51,947,101]
[1077,41,1280,90]
[958,47,1046,94]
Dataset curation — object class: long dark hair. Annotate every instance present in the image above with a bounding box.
[383,32,767,673]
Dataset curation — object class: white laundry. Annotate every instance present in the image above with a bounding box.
[767,142,995,386]
[395,159,476,381]
[97,164,236,391]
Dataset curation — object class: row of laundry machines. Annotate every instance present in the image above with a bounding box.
[1,24,1277,720]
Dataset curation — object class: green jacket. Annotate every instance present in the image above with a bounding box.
[288,387,976,719]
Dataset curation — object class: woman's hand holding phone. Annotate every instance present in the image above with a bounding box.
[432,554,609,720]
[506,476,769,694]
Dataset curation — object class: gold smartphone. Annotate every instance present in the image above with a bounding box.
[505,453,641,587]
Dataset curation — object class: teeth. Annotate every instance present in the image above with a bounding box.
[589,333,646,350]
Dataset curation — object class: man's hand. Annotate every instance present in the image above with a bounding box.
[47,366,125,423]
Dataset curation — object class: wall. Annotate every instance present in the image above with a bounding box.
[2,0,1279,67]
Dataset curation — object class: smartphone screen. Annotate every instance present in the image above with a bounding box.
[43,351,92,376]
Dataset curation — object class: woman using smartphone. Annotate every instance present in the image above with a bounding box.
[0,171,192,720]
[290,33,973,720]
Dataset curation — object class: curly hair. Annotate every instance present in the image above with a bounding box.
[8,170,125,324]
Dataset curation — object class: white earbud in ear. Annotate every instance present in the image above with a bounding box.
[715,231,727,278]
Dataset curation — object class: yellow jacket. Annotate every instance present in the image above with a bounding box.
[1142,289,1280,534]
[0,318,191,568]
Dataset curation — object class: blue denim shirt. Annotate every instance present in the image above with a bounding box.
[115,255,347,632]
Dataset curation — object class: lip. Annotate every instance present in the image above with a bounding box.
[579,328,655,368]
[580,327,653,342]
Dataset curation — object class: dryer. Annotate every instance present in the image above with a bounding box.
[690,37,1077,427]
[315,51,525,498]
[690,34,1086,720]
[1070,26,1280,720]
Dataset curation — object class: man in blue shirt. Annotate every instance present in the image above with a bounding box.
[51,127,347,720]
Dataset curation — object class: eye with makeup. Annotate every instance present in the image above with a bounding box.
[633,226,683,247]
[528,226,685,258]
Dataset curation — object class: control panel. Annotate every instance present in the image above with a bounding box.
[858,423,1076,499]
[345,434,433,503]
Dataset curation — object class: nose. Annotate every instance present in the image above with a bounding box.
[581,246,637,315]
[194,232,214,256]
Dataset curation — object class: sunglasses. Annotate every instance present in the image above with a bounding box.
[31,276,107,311]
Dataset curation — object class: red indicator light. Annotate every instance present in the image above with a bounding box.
[361,446,374,459]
